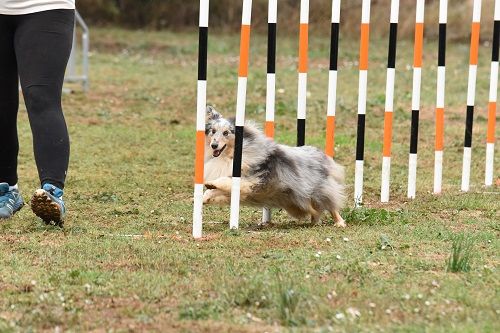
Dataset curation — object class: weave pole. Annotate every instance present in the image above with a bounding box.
[485,0,499,186]
[461,0,482,192]
[380,0,399,203]
[193,0,209,239]
[407,0,425,199]
[262,0,277,224]
[354,0,371,206]
[325,0,341,158]
[229,0,252,230]
[433,0,448,194]
[297,0,309,147]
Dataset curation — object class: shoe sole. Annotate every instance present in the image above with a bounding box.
[31,190,64,227]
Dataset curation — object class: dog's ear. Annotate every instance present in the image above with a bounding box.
[227,117,236,133]
[206,105,221,122]
[205,121,212,135]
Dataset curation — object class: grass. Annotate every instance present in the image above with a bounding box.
[0,27,498,332]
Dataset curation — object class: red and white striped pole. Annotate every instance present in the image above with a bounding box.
[229,0,252,230]
[433,0,447,194]
[297,0,309,147]
[354,0,371,206]
[485,0,499,186]
[193,0,209,239]
[380,0,399,203]
[325,0,341,158]
[461,0,482,192]
[407,0,425,199]
[262,0,277,224]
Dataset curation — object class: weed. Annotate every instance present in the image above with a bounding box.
[178,302,223,320]
[343,207,410,226]
[92,192,120,203]
[274,268,302,326]
[345,260,371,286]
[220,272,271,309]
[0,319,13,333]
[378,234,394,251]
[446,233,475,273]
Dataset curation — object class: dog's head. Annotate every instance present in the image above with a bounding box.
[205,106,235,158]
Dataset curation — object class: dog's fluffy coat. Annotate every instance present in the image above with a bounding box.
[203,106,346,226]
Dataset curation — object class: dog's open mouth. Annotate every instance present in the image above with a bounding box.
[212,145,226,157]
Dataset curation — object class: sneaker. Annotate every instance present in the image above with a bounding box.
[31,184,66,226]
[0,183,24,219]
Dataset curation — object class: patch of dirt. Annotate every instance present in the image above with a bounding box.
[0,281,18,293]
[91,39,174,55]
[0,234,30,243]
[417,105,469,121]
[49,296,280,332]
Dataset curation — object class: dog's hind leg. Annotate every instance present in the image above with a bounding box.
[311,211,321,224]
[329,210,346,228]
[309,204,322,225]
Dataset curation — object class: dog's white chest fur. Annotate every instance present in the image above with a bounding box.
[204,155,233,182]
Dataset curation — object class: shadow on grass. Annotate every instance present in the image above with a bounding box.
[249,221,320,231]
[242,206,416,232]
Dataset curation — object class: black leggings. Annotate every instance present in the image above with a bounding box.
[0,9,74,189]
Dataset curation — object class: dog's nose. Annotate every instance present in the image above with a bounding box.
[211,143,218,149]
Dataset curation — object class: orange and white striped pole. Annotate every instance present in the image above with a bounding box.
[461,0,482,192]
[229,0,252,230]
[193,0,209,239]
[433,0,448,194]
[485,0,499,186]
[380,0,399,203]
[354,0,371,206]
[262,0,277,224]
[325,0,341,158]
[297,0,309,147]
[407,0,425,199]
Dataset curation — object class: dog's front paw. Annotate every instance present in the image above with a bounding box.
[203,189,230,205]
[203,189,214,204]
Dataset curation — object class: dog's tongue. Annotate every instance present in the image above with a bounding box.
[213,150,221,157]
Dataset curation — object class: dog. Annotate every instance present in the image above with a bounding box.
[203,106,346,227]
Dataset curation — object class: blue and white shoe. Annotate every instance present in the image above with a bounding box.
[31,184,66,226]
[0,183,24,219]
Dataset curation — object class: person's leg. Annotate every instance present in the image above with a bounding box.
[14,9,74,190]
[0,15,25,218]
[0,15,20,186]
[14,9,74,225]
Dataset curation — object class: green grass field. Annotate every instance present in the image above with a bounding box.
[0,28,499,332]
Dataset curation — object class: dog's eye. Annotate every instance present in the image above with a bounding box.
[211,129,216,134]
[223,131,229,136]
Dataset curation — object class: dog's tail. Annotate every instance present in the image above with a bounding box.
[325,157,346,211]
[327,158,345,185]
